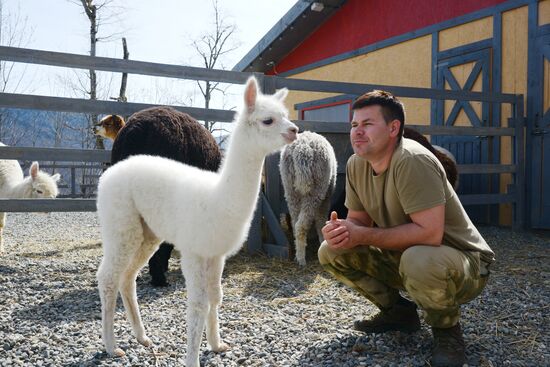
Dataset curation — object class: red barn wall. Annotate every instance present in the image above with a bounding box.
[272,0,509,74]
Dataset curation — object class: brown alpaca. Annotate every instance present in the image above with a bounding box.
[93,115,126,140]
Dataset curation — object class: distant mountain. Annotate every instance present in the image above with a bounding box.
[0,108,91,149]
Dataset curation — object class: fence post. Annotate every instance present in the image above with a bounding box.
[247,194,263,254]
[512,95,525,230]
[255,74,289,257]
[71,167,76,198]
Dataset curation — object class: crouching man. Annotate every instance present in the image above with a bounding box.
[319,90,493,366]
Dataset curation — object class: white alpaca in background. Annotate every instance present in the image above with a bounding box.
[0,145,61,253]
[279,131,337,266]
[96,77,298,367]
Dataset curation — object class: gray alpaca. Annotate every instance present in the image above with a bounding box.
[279,131,337,265]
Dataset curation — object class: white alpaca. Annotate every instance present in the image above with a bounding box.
[279,131,337,266]
[0,145,61,253]
[96,77,298,367]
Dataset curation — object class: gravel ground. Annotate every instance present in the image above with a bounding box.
[0,212,548,367]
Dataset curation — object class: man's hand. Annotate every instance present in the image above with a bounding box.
[322,211,355,249]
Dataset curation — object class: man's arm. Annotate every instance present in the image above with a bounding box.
[325,205,445,252]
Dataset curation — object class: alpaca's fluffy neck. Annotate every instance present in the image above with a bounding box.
[7,177,33,198]
[216,122,265,213]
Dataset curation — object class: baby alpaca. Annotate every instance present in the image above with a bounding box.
[96,76,298,367]
[279,131,337,265]
[95,107,222,287]
[0,146,60,253]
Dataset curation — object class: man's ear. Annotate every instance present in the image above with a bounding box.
[390,120,401,137]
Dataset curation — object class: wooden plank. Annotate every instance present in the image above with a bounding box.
[438,38,494,60]
[296,121,349,133]
[263,243,289,259]
[261,192,289,248]
[458,193,516,205]
[0,146,111,163]
[294,122,515,136]
[0,199,97,212]
[0,46,252,84]
[0,93,237,122]
[406,124,515,136]
[264,153,283,227]
[246,195,263,255]
[513,95,526,230]
[0,46,518,112]
[39,164,107,169]
[457,164,516,174]
[274,76,517,103]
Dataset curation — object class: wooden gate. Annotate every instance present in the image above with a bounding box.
[530,32,550,228]
[434,46,494,224]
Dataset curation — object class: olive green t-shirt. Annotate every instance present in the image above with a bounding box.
[345,137,495,264]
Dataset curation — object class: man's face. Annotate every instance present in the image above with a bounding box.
[350,105,396,160]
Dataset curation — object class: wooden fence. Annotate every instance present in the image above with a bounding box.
[0,46,525,257]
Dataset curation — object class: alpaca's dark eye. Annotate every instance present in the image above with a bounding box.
[262,118,274,125]
[36,190,43,194]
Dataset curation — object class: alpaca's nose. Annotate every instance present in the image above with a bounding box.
[285,126,298,143]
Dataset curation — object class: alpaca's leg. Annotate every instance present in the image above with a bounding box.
[97,256,127,357]
[119,231,161,348]
[294,209,314,266]
[315,197,332,243]
[0,212,5,253]
[97,217,156,357]
[148,242,174,287]
[286,196,301,259]
[181,254,209,367]
[205,255,229,352]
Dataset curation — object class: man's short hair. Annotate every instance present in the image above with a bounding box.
[352,90,405,138]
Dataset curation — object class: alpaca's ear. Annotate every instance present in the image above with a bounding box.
[273,88,288,101]
[30,162,39,180]
[51,173,61,182]
[244,77,258,113]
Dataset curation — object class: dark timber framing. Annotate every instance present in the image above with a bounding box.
[0,45,526,259]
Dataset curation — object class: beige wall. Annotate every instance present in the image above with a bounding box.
[439,16,493,51]
[498,6,529,225]
[540,0,550,25]
[285,35,432,124]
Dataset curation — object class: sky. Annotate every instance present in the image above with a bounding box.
[0,0,297,125]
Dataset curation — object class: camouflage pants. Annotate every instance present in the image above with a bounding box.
[318,242,489,328]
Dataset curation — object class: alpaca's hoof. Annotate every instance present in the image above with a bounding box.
[110,348,126,357]
[212,342,230,352]
[138,336,153,347]
[296,258,307,267]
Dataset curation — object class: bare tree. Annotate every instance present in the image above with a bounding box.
[110,37,129,103]
[0,0,35,145]
[80,0,104,150]
[68,0,125,150]
[191,0,239,135]
[68,0,126,196]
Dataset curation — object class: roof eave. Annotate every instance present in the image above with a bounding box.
[233,0,346,73]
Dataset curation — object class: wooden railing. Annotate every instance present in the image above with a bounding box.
[0,45,526,258]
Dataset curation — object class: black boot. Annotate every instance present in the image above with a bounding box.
[148,242,174,287]
[431,323,466,367]
[353,296,421,333]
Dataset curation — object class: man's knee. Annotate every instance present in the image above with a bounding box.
[399,246,447,285]
[317,241,331,265]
